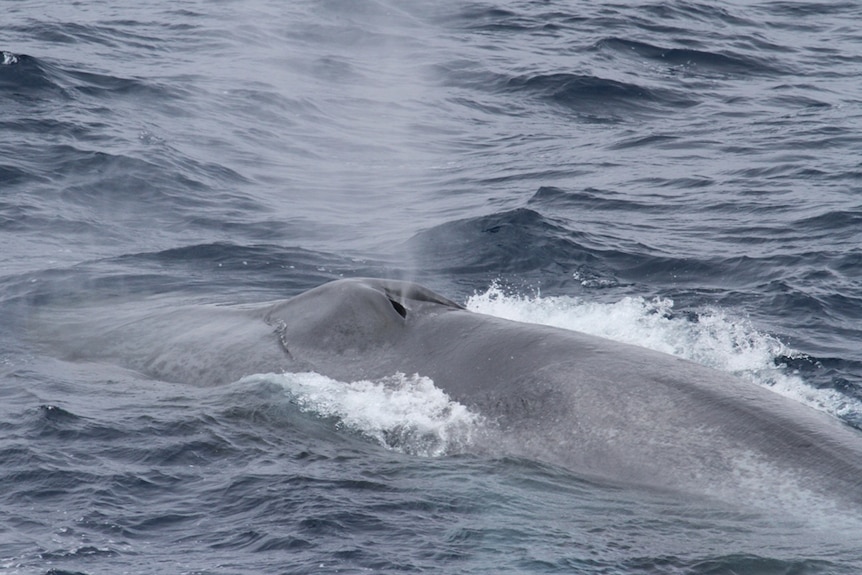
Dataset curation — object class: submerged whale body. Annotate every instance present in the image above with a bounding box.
[44,278,862,509]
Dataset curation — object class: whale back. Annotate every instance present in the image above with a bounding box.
[265,279,862,510]
[264,278,462,362]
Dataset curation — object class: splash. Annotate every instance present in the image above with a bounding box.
[466,284,862,423]
[242,372,483,457]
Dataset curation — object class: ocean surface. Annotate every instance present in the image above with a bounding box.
[2,0,862,573]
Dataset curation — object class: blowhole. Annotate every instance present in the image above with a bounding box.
[389,298,407,318]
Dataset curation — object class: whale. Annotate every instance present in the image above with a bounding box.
[37,277,862,510]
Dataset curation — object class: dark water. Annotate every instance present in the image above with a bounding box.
[3,0,862,573]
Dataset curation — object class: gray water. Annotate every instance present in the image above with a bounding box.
[3,0,862,573]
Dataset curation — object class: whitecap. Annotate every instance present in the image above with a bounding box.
[241,371,484,457]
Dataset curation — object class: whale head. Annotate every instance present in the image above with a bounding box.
[264,278,463,362]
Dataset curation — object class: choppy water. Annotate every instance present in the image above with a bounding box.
[3,1,862,573]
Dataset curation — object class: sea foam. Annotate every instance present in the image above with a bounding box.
[467,284,862,423]
[242,371,483,457]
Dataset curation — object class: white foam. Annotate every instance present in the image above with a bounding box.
[242,372,483,457]
[466,284,862,422]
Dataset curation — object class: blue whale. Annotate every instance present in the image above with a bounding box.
[42,278,862,511]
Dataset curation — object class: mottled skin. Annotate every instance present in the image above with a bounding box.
[43,278,862,510]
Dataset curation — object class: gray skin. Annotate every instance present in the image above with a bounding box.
[43,278,862,510]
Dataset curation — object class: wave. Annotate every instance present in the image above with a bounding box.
[447,5,585,34]
[0,52,71,100]
[244,372,484,457]
[0,49,182,103]
[435,53,698,121]
[405,203,763,291]
[438,64,698,121]
[503,72,698,114]
[405,207,617,292]
[0,242,381,306]
[528,185,664,213]
[593,37,787,76]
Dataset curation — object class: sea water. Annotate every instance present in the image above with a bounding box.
[2,0,862,573]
